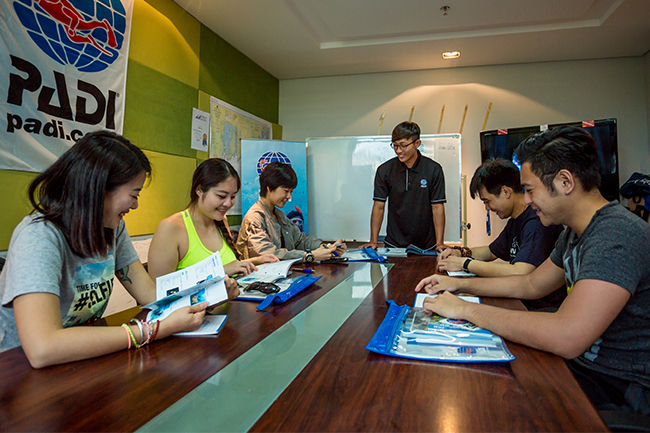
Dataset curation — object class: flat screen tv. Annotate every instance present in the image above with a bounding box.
[479,119,619,202]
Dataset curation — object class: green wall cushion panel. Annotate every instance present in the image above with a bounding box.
[130,0,200,88]
[0,170,37,250]
[123,150,196,236]
[199,25,279,124]
[123,59,199,158]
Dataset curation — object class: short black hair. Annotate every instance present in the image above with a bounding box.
[469,159,522,199]
[29,130,151,258]
[259,162,297,197]
[514,126,600,194]
[392,121,420,142]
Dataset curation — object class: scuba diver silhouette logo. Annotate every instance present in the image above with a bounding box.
[13,0,127,72]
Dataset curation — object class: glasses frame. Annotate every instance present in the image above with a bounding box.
[389,139,418,151]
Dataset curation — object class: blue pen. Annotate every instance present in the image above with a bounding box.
[332,251,339,257]
[300,268,314,273]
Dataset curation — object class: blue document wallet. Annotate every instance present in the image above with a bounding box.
[366,301,515,363]
[238,273,321,311]
[342,247,389,262]
[405,244,439,256]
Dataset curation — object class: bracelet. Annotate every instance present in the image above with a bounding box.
[121,324,132,349]
[130,318,145,345]
[463,257,474,272]
[151,320,160,342]
[452,246,473,257]
[123,324,140,348]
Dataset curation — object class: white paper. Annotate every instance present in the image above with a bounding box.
[414,293,480,309]
[175,315,227,336]
[191,108,210,151]
[447,270,476,277]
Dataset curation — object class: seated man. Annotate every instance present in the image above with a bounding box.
[416,126,650,414]
[438,158,565,310]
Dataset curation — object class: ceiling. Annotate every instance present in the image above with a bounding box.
[173,0,650,80]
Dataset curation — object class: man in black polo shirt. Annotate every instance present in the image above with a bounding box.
[362,121,446,250]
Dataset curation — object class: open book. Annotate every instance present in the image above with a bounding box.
[236,258,302,286]
[144,252,228,325]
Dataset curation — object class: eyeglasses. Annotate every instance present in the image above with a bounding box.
[390,139,417,151]
[244,282,281,295]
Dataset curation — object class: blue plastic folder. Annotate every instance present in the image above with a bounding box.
[366,301,515,363]
[342,247,389,262]
[238,274,322,311]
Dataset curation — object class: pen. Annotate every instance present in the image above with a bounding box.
[300,268,314,273]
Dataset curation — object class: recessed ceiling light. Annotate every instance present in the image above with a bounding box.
[442,51,460,59]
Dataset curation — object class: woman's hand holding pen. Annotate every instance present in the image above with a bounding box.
[312,244,338,261]
[329,239,347,255]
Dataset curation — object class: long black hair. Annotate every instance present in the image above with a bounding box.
[28,130,151,258]
[189,158,241,259]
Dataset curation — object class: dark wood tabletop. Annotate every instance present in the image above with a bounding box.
[0,256,608,432]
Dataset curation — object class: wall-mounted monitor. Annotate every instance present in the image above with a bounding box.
[479,119,619,202]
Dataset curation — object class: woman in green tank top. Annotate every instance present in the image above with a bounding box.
[148,159,277,280]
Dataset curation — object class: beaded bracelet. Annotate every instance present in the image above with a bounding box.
[121,323,132,349]
[452,246,473,257]
[123,323,140,348]
[130,318,146,346]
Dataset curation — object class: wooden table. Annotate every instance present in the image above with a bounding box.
[0,257,607,432]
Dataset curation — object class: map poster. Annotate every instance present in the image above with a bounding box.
[209,96,272,214]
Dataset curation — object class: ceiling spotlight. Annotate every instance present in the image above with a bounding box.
[442,51,460,59]
[440,5,450,15]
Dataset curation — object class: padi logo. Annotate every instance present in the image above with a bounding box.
[13,0,126,73]
[420,179,428,188]
[195,114,208,122]
[256,151,292,176]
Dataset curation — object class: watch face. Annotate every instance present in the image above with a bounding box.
[306,252,314,263]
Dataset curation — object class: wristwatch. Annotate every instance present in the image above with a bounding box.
[305,250,315,263]
[462,257,474,272]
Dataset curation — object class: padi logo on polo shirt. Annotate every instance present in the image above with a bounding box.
[420,179,428,188]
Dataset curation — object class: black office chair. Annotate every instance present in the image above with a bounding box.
[599,409,650,432]
[0,257,5,274]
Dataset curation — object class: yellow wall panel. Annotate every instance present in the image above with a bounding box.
[129,0,200,88]
[123,150,197,236]
[0,170,37,250]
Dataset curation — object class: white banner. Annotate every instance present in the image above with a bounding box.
[0,0,134,172]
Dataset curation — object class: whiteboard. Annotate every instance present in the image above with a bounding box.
[306,134,462,243]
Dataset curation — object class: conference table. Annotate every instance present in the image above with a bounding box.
[0,256,608,432]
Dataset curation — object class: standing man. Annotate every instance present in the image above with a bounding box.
[437,159,565,310]
[416,126,650,414]
[362,121,446,250]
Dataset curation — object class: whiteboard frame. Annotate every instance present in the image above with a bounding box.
[306,134,462,243]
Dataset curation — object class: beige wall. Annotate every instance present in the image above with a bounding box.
[279,57,649,247]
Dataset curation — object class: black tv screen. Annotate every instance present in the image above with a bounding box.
[479,119,619,202]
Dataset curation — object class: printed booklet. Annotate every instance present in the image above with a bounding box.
[144,252,228,323]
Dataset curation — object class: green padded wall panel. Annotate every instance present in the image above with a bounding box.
[123,59,199,157]
[0,170,37,250]
[123,150,196,236]
[199,25,279,124]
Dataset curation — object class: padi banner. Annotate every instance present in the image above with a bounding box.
[0,0,133,172]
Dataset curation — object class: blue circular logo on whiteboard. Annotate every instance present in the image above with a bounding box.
[256,151,292,175]
[13,0,126,72]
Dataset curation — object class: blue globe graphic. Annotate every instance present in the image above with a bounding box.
[13,0,126,72]
[256,151,292,176]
